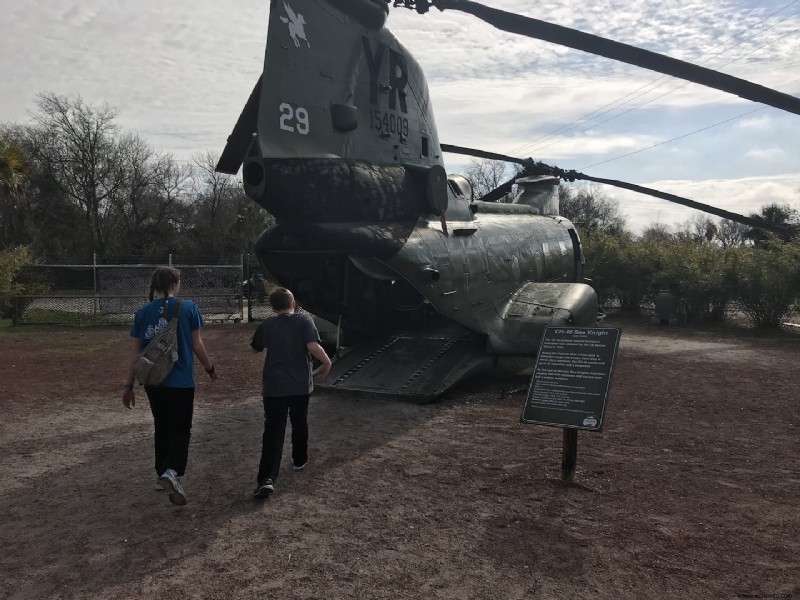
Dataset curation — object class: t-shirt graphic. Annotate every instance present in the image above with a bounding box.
[144,317,169,341]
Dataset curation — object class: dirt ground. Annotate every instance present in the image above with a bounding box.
[0,315,798,600]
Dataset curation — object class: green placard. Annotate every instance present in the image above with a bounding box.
[520,326,620,431]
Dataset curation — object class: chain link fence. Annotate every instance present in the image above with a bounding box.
[12,255,250,325]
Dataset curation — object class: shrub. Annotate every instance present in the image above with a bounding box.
[583,232,659,311]
[0,246,33,318]
[654,241,734,323]
[581,231,621,307]
[728,240,800,328]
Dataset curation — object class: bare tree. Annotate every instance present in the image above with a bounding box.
[187,152,276,256]
[463,159,516,199]
[639,223,673,243]
[4,97,275,259]
[674,214,715,246]
[188,152,248,256]
[559,184,627,235]
[716,218,750,248]
[28,93,126,255]
[104,135,191,256]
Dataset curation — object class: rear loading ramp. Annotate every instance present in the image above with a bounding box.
[317,324,492,402]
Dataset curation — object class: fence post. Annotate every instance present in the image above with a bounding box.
[12,296,18,326]
[239,253,245,323]
[92,252,98,324]
[169,253,172,267]
[245,253,252,322]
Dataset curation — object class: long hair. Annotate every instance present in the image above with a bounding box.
[149,267,181,302]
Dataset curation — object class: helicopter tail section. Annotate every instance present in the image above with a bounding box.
[220,0,438,167]
[218,0,447,225]
[253,0,435,162]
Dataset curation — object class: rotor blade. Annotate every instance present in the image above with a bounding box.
[577,175,789,234]
[216,75,262,174]
[516,159,791,234]
[441,143,525,165]
[479,176,517,202]
[443,144,789,233]
[433,0,800,116]
[440,144,521,201]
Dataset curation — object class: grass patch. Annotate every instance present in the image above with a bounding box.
[20,308,96,324]
[14,308,133,326]
[41,336,126,355]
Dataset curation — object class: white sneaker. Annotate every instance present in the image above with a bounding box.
[158,469,187,506]
[156,474,186,490]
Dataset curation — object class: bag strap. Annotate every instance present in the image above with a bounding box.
[160,298,183,322]
[171,299,182,324]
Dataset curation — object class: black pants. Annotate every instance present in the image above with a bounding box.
[145,386,194,477]
[257,394,309,484]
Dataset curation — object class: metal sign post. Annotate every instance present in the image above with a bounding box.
[561,429,578,482]
[521,326,621,481]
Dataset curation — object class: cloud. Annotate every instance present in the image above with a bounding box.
[603,173,800,233]
[0,0,798,209]
[736,115,775,131]
[744,147,785,160]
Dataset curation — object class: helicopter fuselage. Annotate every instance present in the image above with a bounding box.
[251,162,593,355]
[230,0,597,357]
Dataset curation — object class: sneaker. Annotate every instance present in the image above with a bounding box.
[158,469,187,506]
[157,474,185,491]
[292,461,308,472]
[253,479,274,499]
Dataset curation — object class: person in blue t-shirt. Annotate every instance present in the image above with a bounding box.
[250,287,331,500]
[121,266,217,507]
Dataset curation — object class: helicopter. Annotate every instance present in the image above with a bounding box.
[216,0,799,400]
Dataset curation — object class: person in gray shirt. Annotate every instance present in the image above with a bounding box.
[250,287,331,499]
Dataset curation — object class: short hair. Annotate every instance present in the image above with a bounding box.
[269,287,294,311]
[149,267,181,300]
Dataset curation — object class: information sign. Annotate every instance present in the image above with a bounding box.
[520,326,620,431]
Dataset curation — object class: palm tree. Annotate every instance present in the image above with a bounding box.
[1,140,32,249]
[0,141,29,195]
[747,203,800,245]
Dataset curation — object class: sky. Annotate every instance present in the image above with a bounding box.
[1,0,799,232]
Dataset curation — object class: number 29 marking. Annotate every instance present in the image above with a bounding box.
[279,103,310,135]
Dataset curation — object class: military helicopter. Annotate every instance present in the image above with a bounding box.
[216,0,799,400]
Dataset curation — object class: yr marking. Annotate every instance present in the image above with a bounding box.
[362,37,408,114]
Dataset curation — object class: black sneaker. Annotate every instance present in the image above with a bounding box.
[253,479,274,499]
[293,461,308,472]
